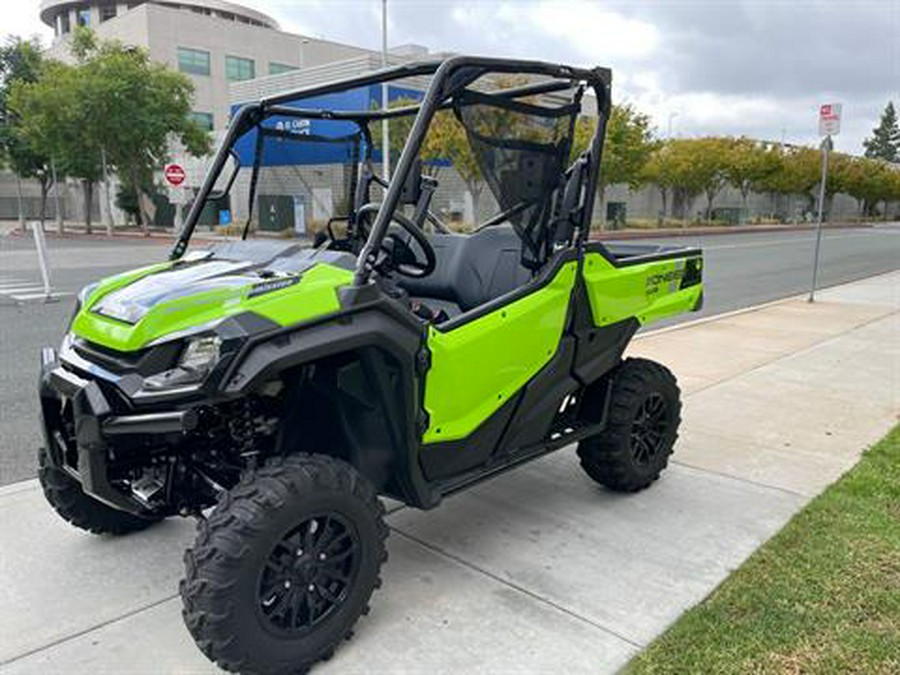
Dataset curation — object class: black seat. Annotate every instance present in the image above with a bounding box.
[398,225,533,315]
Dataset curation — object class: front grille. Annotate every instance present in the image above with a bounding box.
[72,339,144,372]
[72,338,181,377]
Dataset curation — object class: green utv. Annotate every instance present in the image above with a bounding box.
[38,57,702,673]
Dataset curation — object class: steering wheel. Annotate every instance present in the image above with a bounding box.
[355,203,437,278]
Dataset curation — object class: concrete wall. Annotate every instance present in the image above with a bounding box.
[0,172,101,223]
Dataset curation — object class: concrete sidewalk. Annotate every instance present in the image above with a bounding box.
[1,271,897,674]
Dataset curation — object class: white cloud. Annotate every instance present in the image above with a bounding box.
[5,0,893,153]
[528,1,659,62]
[2,0,53,44]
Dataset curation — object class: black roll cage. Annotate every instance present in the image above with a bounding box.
[171,56,612,285]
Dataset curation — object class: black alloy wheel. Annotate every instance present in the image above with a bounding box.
[576,358,681,492]
[258,513,361,636]
[629,392,669,466]
[181,454,388,675]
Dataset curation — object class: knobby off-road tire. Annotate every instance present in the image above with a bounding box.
[37,446,161,535]
[180,454,388,675]
[577,358,681,492]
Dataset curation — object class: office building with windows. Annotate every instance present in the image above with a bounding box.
[39,0,374,131]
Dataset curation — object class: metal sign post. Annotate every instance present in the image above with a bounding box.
[165,164,188,233]
[30,222,55,303]
[809,103,841,303]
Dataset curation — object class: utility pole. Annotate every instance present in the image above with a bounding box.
[51,159,63,234]
[101,147,114,236]
[381,0,390,181]
[15,174,25,233]
[667,111,679,138]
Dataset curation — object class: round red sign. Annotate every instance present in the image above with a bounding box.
[164,164,186,186]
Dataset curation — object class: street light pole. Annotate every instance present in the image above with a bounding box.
[808,135,832,302]
[667,111,679,138]
[101,146,114,235]
[381,0,390,181]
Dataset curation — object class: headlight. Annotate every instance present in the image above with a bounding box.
[179,336,221,371]
[143,336,221,391]
[77,283,99,306]
[69,283,99,326]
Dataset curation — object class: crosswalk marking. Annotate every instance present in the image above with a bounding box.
[0,275,71,303]
[12,291,73,301]
[0,285,45,293]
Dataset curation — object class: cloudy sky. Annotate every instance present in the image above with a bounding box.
[5,0,898,153]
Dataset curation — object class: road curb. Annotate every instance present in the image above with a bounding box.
[591,221,878,241]
[3,222,891,245]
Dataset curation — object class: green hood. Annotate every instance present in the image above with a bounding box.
[72,244,356,352]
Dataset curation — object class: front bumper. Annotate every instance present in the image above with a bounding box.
[38,346,198,514]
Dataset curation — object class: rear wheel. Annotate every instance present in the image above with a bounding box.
[180,454,388,675]
[577,358,681,492]
[37,446,161,535]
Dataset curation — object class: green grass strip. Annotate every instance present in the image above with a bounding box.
[627,424,900,674]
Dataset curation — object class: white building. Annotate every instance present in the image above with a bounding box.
[40,0,375,132]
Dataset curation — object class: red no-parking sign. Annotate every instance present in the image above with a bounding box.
[818,103,842,137]
[164,163,186,186]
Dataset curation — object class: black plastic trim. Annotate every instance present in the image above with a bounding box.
[585,240,702,268]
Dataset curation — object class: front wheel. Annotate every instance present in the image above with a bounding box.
[180,454,388,675]
[577,358,681,492]
[37,446,161,535]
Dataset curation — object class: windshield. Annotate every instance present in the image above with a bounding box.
[216,111,366,239]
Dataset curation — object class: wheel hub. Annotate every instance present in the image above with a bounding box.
[629,392,669,465]
[257,514,360,635]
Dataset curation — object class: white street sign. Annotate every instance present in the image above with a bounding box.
[818,103,842,136]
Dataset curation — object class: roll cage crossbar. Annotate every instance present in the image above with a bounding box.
[171,56,612,284]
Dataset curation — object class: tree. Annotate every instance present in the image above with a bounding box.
[842,157,898,218]
[641,141,675,222]
[369,96,424,173]
[10,58,104,233]
[70,29,211,232]
[886,168,900,219]
[643,138,708,221]
[863,101,900,163]
[424,109,484,222]
[572,103,655,226]
[370,98,485,223]
[689,137,733,221]
[724,137,782,217]
[0,36,55,229]
[766,145,822,217]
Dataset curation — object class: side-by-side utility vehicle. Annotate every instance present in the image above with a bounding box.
[38,57,703,673]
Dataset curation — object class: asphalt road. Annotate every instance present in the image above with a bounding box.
[1,224,898,486]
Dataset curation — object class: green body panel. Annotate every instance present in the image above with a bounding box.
[422,261,578,444]
[72,263,354,352]
[583,252,702,327]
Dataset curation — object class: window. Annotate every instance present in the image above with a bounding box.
[76,8,91,27]
[59,12,71,34]
[100,5,117,22]
[188,112,215,131]
[177,47,210,76]
[225,55,255,82]
[269,62,297,76]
